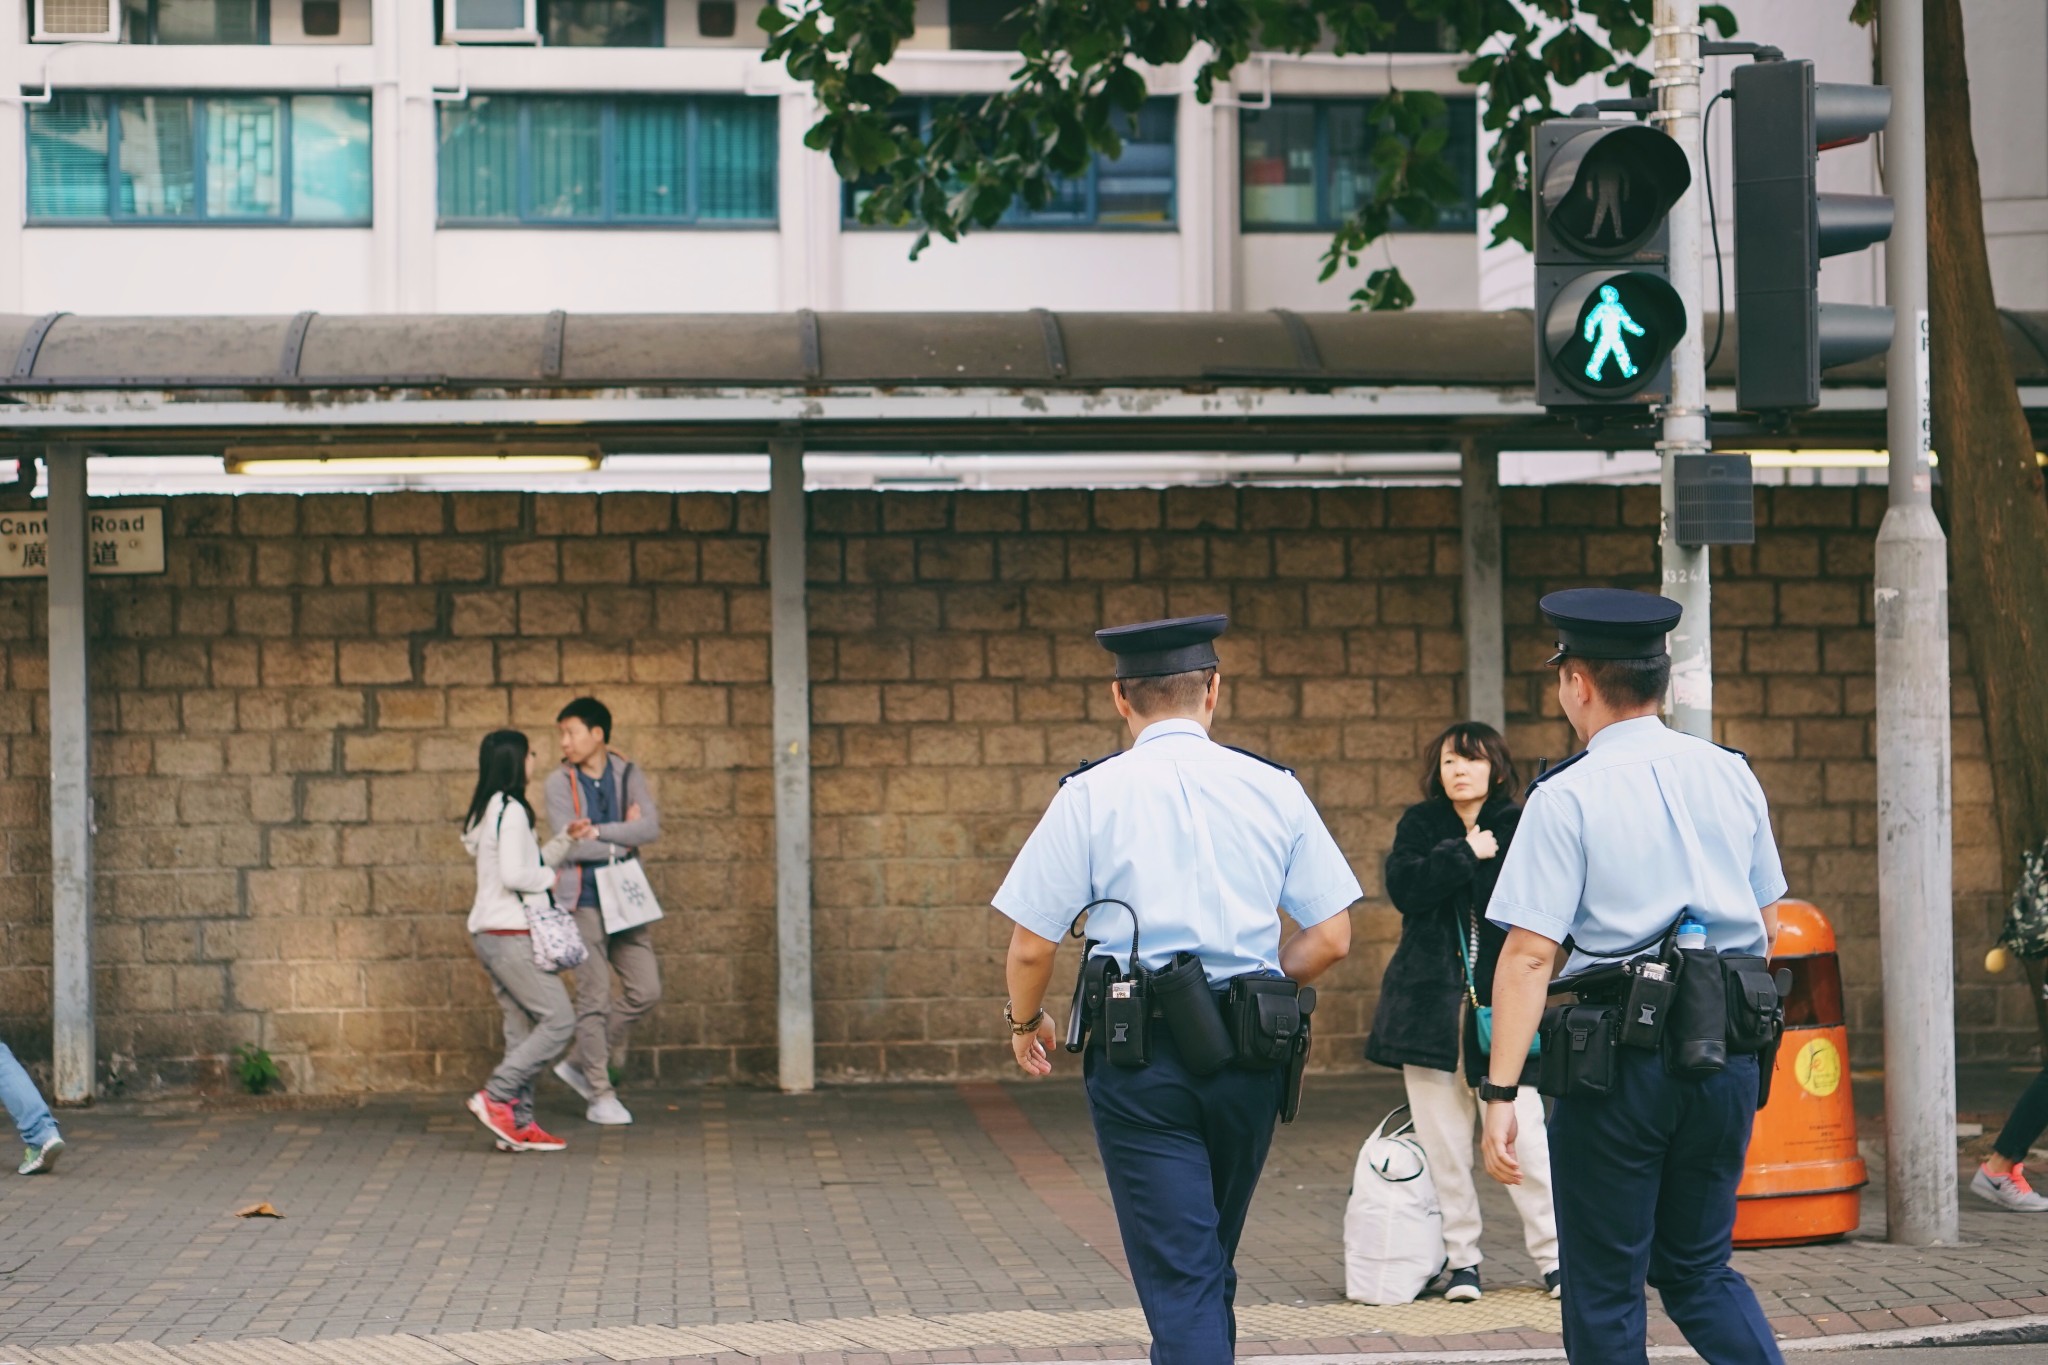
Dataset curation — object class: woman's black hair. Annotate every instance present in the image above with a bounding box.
[464,729,534,833]
[1419,721,1520,803]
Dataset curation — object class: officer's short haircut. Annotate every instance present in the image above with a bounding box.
[1116,667,1217,718]
[1568,654,1672,709]
[556,696,612,742]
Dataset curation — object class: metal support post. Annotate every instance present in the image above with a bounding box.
[46,447,93,1103]
[1875,0,1958,1246]
[768,436,815,1094]
[1653,0,1713,736]
[1460,440,1506,733]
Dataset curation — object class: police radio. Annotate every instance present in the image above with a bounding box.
[1066,899,1149,1065]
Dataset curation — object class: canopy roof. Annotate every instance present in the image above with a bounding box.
[3,310,2043,455]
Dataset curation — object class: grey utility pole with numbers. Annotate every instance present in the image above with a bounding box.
[1874,0,1959,1247]
[1652,0,1713,738]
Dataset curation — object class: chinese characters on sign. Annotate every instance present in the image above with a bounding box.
[0,508,166,579]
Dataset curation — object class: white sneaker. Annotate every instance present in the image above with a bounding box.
[586,1094,633,1126]
[553,1060,594,1102]
[1970,1162,2048,1211]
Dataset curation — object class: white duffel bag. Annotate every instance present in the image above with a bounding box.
[1342,1104,1446,1305]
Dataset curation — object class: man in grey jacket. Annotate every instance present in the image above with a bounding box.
[545,696,661,1126]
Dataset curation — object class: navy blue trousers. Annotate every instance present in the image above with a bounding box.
[1549,1047,1784,1365]
[1084,1029,1284,1365]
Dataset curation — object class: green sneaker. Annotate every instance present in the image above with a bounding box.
[19,1135,62,1175]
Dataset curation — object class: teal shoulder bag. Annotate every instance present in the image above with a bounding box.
[1461,907,1540,1059]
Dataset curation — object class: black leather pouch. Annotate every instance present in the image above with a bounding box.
[1538,1003,1618,1099]
[1226,976,1308,1070]
[1723,953,1782,1055]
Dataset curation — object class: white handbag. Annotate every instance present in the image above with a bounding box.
[495,802,587,973]
[1342,1104,1446,1305]
[595,855,663,935]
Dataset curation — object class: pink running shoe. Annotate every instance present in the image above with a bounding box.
[510,1121,566,1152]
[466,1091,521,1146]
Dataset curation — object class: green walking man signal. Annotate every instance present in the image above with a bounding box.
[1582,284,1646,383]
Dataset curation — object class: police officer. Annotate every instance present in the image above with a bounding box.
[1478,588,1788,1365]
[992,614,1360,1365]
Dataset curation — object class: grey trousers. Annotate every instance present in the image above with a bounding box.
[568,905,661,1100]
[472,932,576,1119]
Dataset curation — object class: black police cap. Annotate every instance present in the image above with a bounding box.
[1095,614,1229,679]
[1540,588,1681,666]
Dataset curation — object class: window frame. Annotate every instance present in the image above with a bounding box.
[840,96,1178,233]
[127,0,274,45]
[540,0,664,47]
[436,93,779,229]
[1238,95,1477,236]
[25,89,374,227]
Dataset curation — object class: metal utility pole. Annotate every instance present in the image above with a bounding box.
[1653,0,1712,737]
[1874,0,1958,1246]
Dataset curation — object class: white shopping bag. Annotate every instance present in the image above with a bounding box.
[1343,1104,1446,1305]
[595,856,664,935]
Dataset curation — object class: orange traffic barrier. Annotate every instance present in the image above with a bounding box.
[1733,900,1868,1247]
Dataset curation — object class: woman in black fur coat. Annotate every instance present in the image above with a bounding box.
[1365,722,1559,1304]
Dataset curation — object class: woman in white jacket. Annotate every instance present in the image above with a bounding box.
[462,730,577,1152]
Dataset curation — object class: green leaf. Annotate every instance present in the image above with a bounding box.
[1107,64,1148,112]
[757,4,791,33]
[1355,267,1417,313]
[1701,5,1739,37]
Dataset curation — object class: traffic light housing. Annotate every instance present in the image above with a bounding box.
[1533,119,1692,409]
[1732,59,1895,413]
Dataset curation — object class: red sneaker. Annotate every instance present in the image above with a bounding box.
[511,1121,566,1152]
[466,1090,520,1146]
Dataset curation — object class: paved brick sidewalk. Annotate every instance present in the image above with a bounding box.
[0,1074,2039,1363]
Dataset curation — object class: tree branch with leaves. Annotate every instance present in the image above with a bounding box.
[762,0,1735,308]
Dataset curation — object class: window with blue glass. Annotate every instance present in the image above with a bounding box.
[1240,97,1477,233]
[438,95,777,225]
[27,92,371,224]
[843,99,1176,229]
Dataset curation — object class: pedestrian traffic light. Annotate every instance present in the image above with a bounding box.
[1732,59,1894,413]
[1533,119,1693,409]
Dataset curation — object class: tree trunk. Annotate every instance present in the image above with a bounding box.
[1925,0,2048,922]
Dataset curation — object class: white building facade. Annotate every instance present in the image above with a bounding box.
[0,0,2040,320]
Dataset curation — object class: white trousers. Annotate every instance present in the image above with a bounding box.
[1402,1053,1560,1275]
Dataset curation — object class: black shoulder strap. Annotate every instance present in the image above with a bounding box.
[1524,750,1588,795]
[1223,744,1294,776]
[1713,741,1751,764]
[1059,752,1120,786]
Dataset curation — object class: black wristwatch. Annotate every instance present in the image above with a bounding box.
[1478,1080,1519,1104]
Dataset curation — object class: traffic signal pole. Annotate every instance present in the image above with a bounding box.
[1652,0,1713,738]
[1874,0,1959,1247]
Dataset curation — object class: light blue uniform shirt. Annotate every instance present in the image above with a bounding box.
[1486,715,1789,975]
[993,719,1363,984]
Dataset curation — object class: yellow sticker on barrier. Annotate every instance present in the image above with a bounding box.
[1795,1037,1843,1098]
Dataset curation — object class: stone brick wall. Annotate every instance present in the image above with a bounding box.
[0,484,2017,1095]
